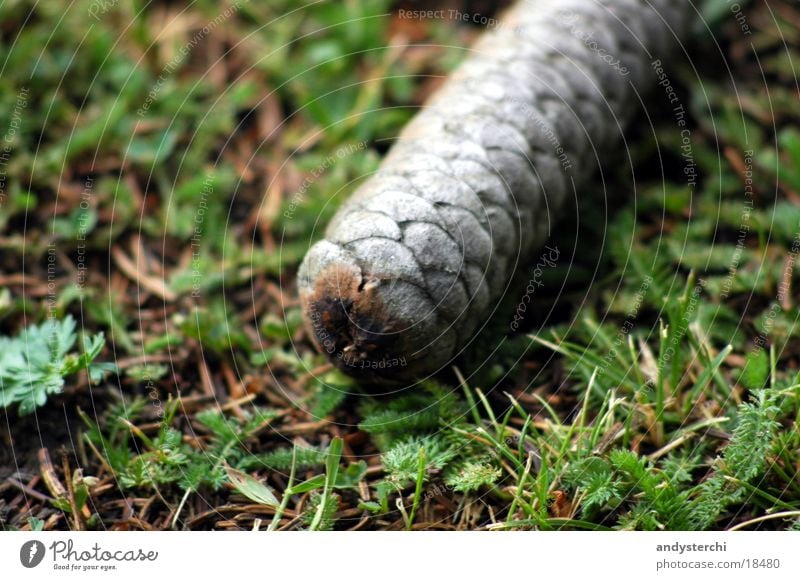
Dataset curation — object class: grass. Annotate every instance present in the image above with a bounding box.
[1,0,800,531]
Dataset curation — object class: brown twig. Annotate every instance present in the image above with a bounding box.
[61,453,85,531]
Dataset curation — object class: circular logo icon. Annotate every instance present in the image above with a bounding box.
[20,540,46,568]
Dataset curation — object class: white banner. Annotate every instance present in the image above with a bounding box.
[1,532,799,579]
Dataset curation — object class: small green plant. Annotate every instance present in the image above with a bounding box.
[0,315,113,414]
[82,400,280,494]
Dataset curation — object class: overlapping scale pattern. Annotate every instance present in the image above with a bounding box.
[298,0,691,383]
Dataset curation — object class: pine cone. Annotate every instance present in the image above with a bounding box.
[298,0,692,384]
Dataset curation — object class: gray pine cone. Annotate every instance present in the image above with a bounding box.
[297,0,692,384]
